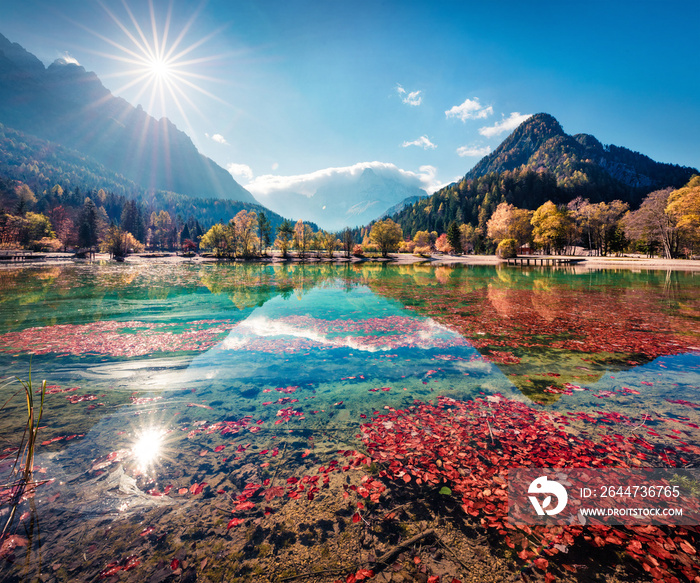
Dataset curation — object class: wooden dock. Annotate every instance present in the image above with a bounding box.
[504,256,585,266]
[0,250,47,263]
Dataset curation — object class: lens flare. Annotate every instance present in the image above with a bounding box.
[73,0,230,137]
[132,427,164,468]
[149,57,171,79]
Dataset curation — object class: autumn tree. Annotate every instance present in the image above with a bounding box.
[592,201,629,256]
[369,218,403,257]
[496,239,517,259]
[311,231,323,258]
[276,220,294,258]
[413,230,432,249]
[100,226,144,258]
[486,202,532,248]
[13,184,36,216]
[233,210,259,258]
[569,199,628,256]
[434,233,453,254]
[531,201,571,254]
[149,210,174,250]
[318,230,337,259]
[182,239,197,254]
[199,224,228,258]
[486,203,513,244]
[223,220,238,259]
[293,220,314,259]
[667,175,700,254]
[341,228,355,258]
[568,197,597,253]
[622,188,677,258]
[23,212,55,247]
[0,210,25,247]
[459,223,483,254]
[48,205,76,251]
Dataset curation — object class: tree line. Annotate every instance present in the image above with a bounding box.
[0,178,208,256]
[402,175,699,259]
[0,174,291,258]
[2,170,697,261]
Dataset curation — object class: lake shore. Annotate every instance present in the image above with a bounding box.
[125,251,700,271]
[422,253,700,271]
[4,251,700,271]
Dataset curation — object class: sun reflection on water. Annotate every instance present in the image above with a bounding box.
[132,426,165,471]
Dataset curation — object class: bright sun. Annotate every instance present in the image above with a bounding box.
[84,0,225,132]
[149,57,172,80]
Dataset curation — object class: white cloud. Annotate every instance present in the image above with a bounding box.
[271,162,279,171]
[396,84,422,106]
[55,53,81,66]
[246,161,439,197]
[205,133,228,145]
[456,145,492,158]
[445,98,493,122]
[418,165,444,193]
[402,136,437,150]
[226,163,254,182]
[479,112,532,137]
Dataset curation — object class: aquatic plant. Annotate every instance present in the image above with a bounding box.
[1,367,46,538]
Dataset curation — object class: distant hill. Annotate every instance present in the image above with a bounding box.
[390,113,697,237]
[0,32,257,205]
[380,195,423,219]
[252,166,428,232]
[0,122,291,232]
[464,113,694,196]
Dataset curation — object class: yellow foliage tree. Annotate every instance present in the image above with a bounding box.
[531,201,571,255]
[486,202,533,247]
[369,218,403,257]
[667,175,700,251]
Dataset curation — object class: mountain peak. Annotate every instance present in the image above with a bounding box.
[388,113,697,237]
[0,31,45,76]
[49,57,83,68]
[465,113,565,180]
[0,32,257,205]
[45,58,111,105]
[573,133,603,150]
[514,112,564,136]
[464,112,696,196]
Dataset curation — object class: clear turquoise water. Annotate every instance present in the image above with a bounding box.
[1,261,699,580]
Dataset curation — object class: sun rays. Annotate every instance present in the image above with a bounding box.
[74,0,229,138]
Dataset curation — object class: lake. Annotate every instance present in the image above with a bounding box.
[1,261,699,582]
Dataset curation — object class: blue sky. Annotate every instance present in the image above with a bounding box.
[1,0,698,196]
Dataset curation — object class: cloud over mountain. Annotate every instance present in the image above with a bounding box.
[246,162,437,198]
[479,112,532,137]
[246,162,434,231]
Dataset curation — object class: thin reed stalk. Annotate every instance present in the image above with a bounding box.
[1,367,46,538]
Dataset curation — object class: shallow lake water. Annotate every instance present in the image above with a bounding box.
[1,261,699,582]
